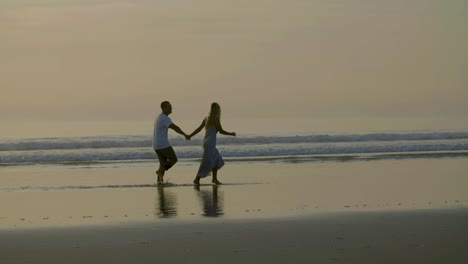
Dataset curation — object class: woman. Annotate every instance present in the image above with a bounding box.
[188,103,236,185]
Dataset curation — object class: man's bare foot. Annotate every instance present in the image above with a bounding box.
[156,170,164,185]
[212,180,222,185]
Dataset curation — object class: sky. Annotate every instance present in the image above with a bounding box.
[1,0,467,137]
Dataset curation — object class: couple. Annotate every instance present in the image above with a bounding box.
[153,101,236,186]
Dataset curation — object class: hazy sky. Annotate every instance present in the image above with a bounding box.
[1,0,467,136]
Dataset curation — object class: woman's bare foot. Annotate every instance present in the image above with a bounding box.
[193,177,200,186]
[212,180,222,185]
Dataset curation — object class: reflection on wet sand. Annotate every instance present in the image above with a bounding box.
[156,186,177,218]
[195,185,224,217]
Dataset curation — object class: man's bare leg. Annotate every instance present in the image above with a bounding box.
[156,167,165,184]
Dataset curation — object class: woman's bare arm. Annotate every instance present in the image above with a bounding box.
[188,119,206,139]
[216,121,236,136]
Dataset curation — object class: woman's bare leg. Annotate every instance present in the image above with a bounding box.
[193,176,201,185]
[212,169,222,185]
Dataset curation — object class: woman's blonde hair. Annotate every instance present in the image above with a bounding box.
[205,102,221,128]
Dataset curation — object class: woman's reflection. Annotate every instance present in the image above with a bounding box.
[194,185,224,217]
[156,186,177,218]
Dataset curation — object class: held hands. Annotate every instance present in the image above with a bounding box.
[184,132,235,139]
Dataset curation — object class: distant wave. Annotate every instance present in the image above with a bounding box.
[1,138,467,166]
[1,132,468,151]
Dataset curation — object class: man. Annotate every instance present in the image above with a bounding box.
[153,101,189,184]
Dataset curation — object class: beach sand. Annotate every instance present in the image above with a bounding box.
[1,157,468,263]
[1,209,468,264]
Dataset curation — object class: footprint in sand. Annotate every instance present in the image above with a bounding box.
[43,217,49,220]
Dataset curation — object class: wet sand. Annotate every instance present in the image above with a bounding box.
[1,209,468,263]
[1,158,468,262]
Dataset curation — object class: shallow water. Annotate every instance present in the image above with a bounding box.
[1,157,467,228]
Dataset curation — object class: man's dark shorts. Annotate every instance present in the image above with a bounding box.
[155,146,178,170]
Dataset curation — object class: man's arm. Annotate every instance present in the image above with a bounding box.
[169,123,189,139]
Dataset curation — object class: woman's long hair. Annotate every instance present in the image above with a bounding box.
[205,102,221,128]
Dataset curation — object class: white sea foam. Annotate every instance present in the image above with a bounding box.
[1,132,468,151]
[0,132,467,165]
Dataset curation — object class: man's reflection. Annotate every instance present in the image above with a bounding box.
[156,186,177,218]
[194,185,224,217]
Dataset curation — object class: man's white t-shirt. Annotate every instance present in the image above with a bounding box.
[153,113,173,150]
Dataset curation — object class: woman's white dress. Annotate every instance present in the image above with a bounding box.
[196,126,225,177]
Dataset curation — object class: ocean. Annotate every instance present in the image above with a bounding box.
[1,131,468,167]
